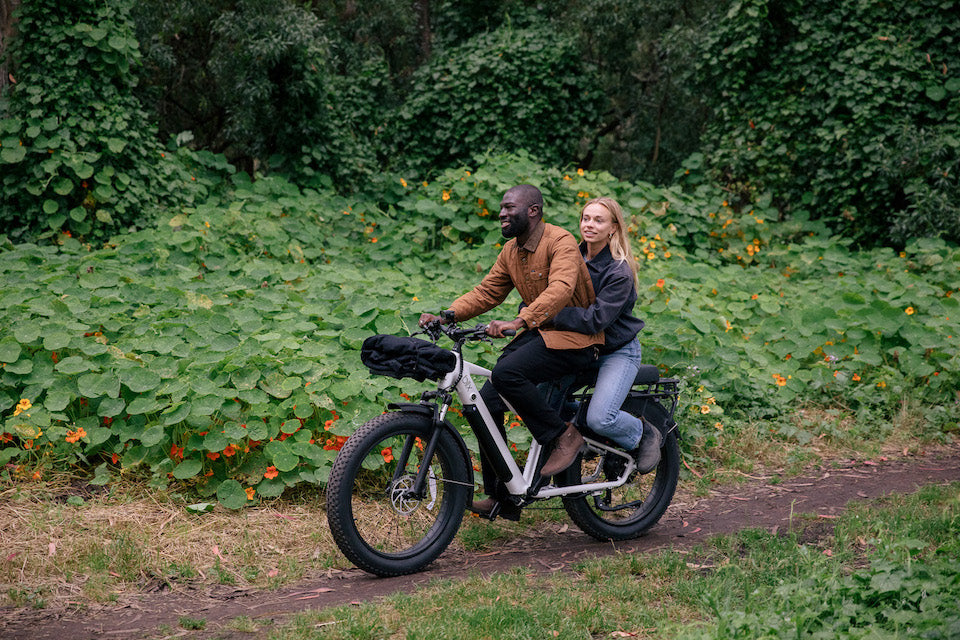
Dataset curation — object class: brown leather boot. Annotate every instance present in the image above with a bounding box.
[540,423,584,477]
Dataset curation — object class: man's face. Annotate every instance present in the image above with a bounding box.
[499,191,533,239]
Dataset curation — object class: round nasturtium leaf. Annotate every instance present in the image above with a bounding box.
[120,367,161,393]
[216,479,249,509]
[0,339,21,363]
[172,458,202,480]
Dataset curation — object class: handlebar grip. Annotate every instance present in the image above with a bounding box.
[502,329,516,336]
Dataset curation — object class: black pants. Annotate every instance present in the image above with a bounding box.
[477,329,596,497]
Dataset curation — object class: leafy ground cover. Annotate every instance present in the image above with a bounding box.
[1,153,958,506]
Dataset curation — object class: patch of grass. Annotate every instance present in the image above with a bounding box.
[0,481,352,609]
[265,482,960,640]
[178,615,206,630]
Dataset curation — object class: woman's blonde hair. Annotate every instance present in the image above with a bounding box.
[581,197,638,281]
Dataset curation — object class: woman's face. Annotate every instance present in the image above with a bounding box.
[580,203,615,247]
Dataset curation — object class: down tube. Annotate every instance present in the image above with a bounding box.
[455,361,527,495]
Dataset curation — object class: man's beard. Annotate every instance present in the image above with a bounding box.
[501,215,529,239]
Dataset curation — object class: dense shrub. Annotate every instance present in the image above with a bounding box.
[388,22,608,177]
[133,0,385,188]
[693,0,960,245]
[0,0,205,241]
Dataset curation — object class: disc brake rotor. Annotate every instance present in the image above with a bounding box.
[389,470,438,515]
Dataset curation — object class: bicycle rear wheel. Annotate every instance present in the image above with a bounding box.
[326,412,472,577]
[559,428,679,541]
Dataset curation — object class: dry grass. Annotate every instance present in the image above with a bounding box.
[1,399,947,610]
[0,480,348,607]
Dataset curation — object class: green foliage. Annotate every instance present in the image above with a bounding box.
[561,0,720,185]
[0,0,211,241]
[389,22,607,176]
[680,486,960,640]
[1,155,957,504]
[692,0,960,245]
[133,0,385,188]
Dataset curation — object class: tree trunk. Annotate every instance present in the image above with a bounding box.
[414,0,431,63]
[1,0,20,96]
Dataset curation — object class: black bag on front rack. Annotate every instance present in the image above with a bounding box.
[360,334,457,382]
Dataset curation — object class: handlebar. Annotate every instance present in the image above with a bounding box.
[415,317,515,345]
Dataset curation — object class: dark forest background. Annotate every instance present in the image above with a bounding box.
[1,0,958,246]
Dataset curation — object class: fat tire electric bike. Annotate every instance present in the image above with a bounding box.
[326,319,681,577]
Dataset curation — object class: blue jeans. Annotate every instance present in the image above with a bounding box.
[541,339,644,450]
[586,339,644,449]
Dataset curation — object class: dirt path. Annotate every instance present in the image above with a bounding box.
[3,445,959,639]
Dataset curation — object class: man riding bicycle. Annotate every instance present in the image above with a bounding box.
[419,184,603,519]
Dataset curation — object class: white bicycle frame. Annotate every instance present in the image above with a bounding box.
[436,349,636,500]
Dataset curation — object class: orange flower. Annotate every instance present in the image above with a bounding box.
[264,466,279,479]
[0,433,12,443]
[772,374,787,387]
[111,453,119,464]
[170,444,184,460]
[222,444,237,457]
[65,427,87,443]
[442,190,450,201]
[245,487,256,500]
[13,398,31,417]
[381,447,394,463]
[852,374,861,381]
[905,306,915,315]
[656,278,665,289]
[324,419,335,430]
[206,451,220,460]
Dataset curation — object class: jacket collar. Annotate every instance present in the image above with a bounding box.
[579,241,613,266]
[518,219,546,252]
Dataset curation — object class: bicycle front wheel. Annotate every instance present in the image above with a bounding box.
[325,412,472,577]
[560,429,680,541]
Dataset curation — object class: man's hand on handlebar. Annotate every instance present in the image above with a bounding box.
[418,312,442,328]
[486,318,524,338]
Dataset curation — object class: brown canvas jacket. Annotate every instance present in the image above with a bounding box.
[449,222,604,350]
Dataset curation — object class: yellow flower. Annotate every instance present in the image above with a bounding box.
[646,252,655,260]
[905,306,915,315]
[700,405,711,414]
[577,168,584,176]
[13,398,31,417]
[442,190,450,201]
[400,178,408,188]
[245,487,256,500]
[714,422,724,431]
[877,380,887,388]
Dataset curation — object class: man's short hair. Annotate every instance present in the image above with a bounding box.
[509,184,544,213]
